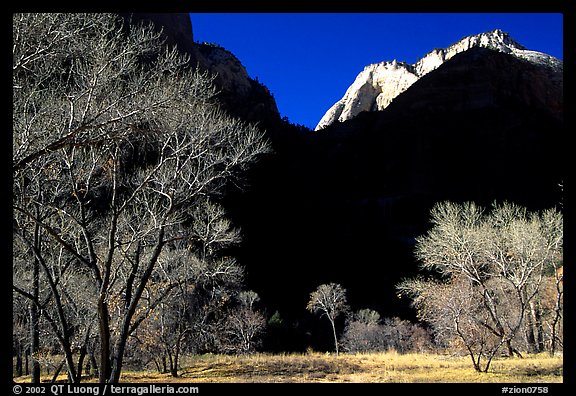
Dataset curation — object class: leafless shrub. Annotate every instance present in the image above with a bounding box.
[341,309,433,353]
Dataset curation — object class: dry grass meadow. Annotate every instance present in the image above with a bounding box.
[15,351,563,383]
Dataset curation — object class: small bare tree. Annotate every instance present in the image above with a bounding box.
[222,301,266,354]
[307,283,349,356]
[237,290,260,311]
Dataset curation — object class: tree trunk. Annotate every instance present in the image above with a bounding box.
[171,339,182,377]
[98,300,112,383]
[29,303,41,383]
[482,357,493,373]
[77,345,86,383]
[329,317,339,356]
[89,350,99,378]
[25,348,29,376]
[109,228,166,383]
[15,340,23,377]
[505,339,513,357]
[534,302,544,352]
[527,300,545,353]
[168,350,177,378]
[63,345,78,383]
[51,359,65,383]
[550,275,563,356]
[30,224,41,383]
[465,346,481,372]
[525,301,538,353]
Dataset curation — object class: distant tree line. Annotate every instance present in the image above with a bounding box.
[305,201,562,373]
[306,283,433,356]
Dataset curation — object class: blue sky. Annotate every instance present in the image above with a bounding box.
[189,13,563,129]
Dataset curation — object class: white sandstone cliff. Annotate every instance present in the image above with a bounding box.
[315,29,562,130]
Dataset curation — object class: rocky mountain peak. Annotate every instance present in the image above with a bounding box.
[315,29,561,130]
[471,28,525,50]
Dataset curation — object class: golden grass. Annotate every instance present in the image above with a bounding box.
[14,351,562,383]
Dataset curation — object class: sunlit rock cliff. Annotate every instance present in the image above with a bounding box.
[315,29,562,130]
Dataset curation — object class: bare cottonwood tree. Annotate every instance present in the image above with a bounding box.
[398,201,562,372]
[13,209,98,383]
[307,283,349,356]
[13,13,269,383]
[399,275,500,371]
[130,200,246,376]
[222,291,266,354]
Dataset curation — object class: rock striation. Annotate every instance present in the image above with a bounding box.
[315,29,562,130]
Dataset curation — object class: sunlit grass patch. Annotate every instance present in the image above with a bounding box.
[13,351,562,383]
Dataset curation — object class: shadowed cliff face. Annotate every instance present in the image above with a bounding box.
[120,13,280,126]
[386,47,562,121]
[121,13,196,54]
[223,47,563,349]
[118,15,563,351]
[194,43,280,126]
